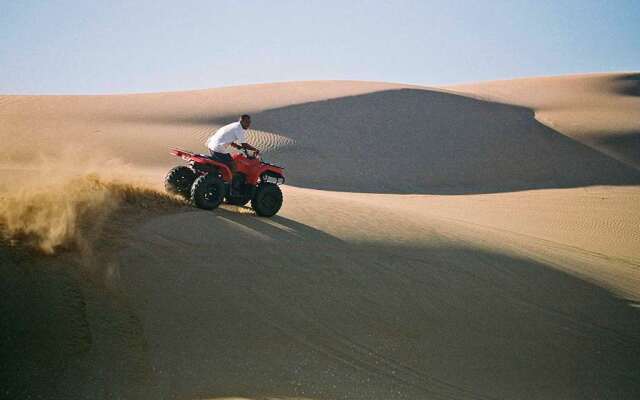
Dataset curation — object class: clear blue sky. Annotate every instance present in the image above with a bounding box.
[1,0,638,94]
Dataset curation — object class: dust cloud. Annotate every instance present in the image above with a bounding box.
[0,155,181,254]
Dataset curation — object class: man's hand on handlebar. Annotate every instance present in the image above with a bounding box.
[249,148,260,159]
[237,142,260,156]
[230,142,260,158]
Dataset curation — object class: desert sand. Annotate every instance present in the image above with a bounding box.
[1,73,639,399]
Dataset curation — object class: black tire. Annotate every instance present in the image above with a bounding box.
[225,196,251,206]
[251,183,283,217]
[191,174,226,210]
[164,166,196,198]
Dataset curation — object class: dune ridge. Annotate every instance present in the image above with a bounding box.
[443,72,640,169]
[2,74,638,194]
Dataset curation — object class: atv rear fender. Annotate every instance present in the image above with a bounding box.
[170,148,233,182]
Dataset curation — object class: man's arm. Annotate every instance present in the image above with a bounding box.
[241,142,259,152]
[231,142,259,153]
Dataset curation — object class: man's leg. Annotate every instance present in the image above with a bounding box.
[211,152,243,194]
[211,151,236,173]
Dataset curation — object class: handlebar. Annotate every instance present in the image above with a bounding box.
[239,147,260,159]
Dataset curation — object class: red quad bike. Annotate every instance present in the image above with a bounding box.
[165,148,285,217]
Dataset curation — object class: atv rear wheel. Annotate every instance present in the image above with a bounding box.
[251,183,283,217]
[165,166,196,198]
[191,174,226,210]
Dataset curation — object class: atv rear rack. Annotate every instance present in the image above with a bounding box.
[170,148,195,161]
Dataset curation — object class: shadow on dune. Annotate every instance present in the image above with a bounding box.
[245,89,640,194]
[610,73,640,97]
[114,210,640,400]
[217,207,345,244]
[594,132,640,168]
[118,88,640,194]
[0,240,151,400]
[0,245,90,400]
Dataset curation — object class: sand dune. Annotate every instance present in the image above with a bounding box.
[2,76,639,193]
[2,73,640,399]
[443,72,640,169]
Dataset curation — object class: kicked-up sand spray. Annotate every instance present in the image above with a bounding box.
[0,155,183,254]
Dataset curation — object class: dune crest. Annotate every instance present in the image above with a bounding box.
[2,75,638,194]
[443,72,640,169]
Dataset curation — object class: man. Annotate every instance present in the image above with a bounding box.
[206,114,259,173]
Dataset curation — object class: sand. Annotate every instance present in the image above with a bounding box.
[1,73,639,399]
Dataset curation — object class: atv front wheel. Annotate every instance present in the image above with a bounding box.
[251,183,283,217]
[191,174,226,210]
[165,166,196,198]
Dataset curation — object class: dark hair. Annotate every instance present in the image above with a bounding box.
[240,114,251,120]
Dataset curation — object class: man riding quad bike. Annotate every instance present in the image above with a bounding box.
[165,115,285,217]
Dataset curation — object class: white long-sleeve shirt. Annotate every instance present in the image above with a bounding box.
[205,121,247,153]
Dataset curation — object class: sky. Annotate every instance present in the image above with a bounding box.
[1,0,638,94]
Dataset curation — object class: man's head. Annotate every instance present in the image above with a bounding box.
[240,114,251,129]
